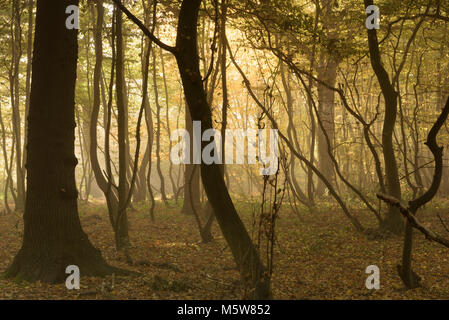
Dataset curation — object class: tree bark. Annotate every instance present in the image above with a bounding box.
[175,0,271,298]
[113,0,272,299]
[5,0,123,282]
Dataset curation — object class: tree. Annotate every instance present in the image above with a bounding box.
[181,110,202,216]
[9,0,26,211]
[114,0,272,299]
[364,0,403,235]
[115,3,131,250]
[5,0,124,282]
[315,0,340,197]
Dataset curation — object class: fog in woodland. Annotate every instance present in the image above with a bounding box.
[0,0,449,300]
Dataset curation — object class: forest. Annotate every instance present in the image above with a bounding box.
[0,0,449,301]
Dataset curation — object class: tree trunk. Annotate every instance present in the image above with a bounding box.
[115,5,130,249]
[22,0,34,203]
[175,0,271,299]
[315,0,339,197]
[10,0,26,211]
[316,58,338,197]
[113,0,271,299]
[5,0,122,283]
[364,0,403,234]
[89,0,123,242]
[181,110,201,215]
[152,48,169,205]
[160,46,177,200]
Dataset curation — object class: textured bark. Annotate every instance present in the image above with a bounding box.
[5,0,123,283]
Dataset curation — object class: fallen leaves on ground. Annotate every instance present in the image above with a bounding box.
[1,200,449,300]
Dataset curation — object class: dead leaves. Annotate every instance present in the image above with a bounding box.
[1,201,449,299]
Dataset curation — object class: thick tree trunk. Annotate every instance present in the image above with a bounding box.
[5,0,122,282]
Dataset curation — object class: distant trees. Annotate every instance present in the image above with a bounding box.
[9,0,26,212]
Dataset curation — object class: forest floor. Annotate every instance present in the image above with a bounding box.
[1,198,449,300]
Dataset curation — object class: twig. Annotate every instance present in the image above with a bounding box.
[437,213,449,234]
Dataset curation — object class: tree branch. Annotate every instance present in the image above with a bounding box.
[376,96,449,248]
[111,0,177,54]
[376,193,449,248]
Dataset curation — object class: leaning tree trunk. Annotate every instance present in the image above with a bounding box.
[113,0,271,300]
[175,0,271,299]
[5,0,123,283]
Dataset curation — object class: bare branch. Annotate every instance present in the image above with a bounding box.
[111,0,177,54]
[376,193,449,248]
